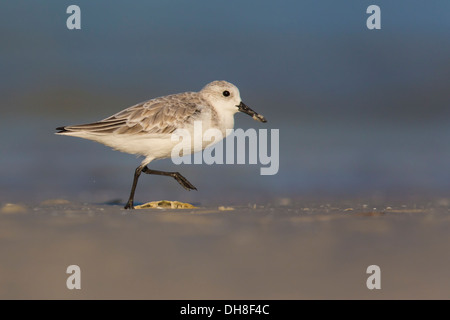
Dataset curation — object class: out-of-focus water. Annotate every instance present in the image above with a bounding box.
[1,1,450,204]
[3,118,450,206]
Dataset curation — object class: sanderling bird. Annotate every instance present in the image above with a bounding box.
[56,80,267,209]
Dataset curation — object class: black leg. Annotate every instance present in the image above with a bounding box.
[142,167,197,191]
[124,165,197,210]
[124,165,145,209]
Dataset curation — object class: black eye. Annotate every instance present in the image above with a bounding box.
[223,90,230,97]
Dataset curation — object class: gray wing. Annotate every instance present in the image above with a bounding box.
[60,92,206,135]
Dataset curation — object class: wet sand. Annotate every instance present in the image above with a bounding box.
[1,198,449,299]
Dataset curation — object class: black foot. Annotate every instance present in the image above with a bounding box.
[124,201,135,210]
[142,167,197,191]
[171,172,197,191]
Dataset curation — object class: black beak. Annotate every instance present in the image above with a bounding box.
[237,102,267,123]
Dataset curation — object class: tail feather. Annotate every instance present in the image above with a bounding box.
[56,126,68,133]
[55,119,127,135]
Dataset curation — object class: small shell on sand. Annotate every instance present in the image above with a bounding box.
[218,206,235,211]
[1,203,27,214]
[40,199,71,206]
[134,200,197,210]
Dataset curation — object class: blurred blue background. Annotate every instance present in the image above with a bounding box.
[1,0,450,205]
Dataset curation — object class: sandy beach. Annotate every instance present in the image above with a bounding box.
[1,197,449,299]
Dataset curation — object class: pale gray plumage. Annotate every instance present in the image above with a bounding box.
[60,92,213,136]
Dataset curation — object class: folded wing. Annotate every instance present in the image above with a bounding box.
[57,93,205,136]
